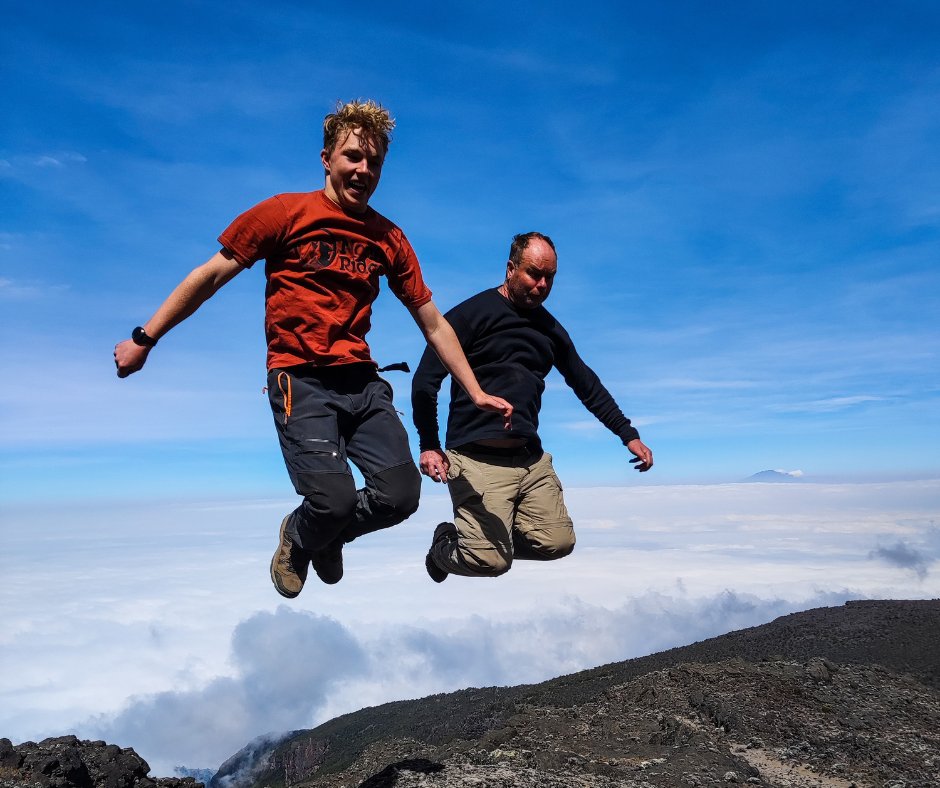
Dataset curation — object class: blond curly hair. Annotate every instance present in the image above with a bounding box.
[322,99,395,154]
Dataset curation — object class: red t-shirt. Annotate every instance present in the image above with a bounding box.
[219,190,433,371]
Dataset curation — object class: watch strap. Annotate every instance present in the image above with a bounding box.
[132,326,158,348]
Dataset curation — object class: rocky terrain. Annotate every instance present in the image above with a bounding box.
[331,656,939,787]
[0,737,201,788]
[211,600,940,788]
[4,600,938,788]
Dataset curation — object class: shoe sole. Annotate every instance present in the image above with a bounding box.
[271,516,301,598]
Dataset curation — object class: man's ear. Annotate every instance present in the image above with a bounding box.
[320,148,330,172]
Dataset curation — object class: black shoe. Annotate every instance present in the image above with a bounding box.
[311,542,344,585]
[425,522,452,583]
[425,551,448,583]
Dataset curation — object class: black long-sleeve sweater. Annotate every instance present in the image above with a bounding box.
[411,288,640,452]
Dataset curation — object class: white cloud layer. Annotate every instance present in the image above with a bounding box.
[2,480,938,774]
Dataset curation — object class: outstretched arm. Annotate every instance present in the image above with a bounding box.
[553,324,654,472]
[114,249,245,378]
[409,301,513,428]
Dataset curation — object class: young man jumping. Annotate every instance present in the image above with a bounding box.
[114,100,512,598]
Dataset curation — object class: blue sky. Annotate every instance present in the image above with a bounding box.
[2,1,940,773]
[2,1,938,499]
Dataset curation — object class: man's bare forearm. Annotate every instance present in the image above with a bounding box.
[145,251,244,339]
[425,322,486,403]
[114,250,244,377]
[408,301,513,425]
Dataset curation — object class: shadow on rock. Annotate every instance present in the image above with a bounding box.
[357,759,444,788]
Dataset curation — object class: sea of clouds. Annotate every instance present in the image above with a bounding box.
[2,479,938,774]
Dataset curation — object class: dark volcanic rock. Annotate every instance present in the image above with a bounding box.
[223,600,940,788]
[334,657,940,787]
[0,737,202,788]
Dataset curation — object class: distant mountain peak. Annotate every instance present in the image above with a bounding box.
[744,469,804,482]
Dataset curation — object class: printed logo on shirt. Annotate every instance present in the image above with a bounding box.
[297,232,386,276]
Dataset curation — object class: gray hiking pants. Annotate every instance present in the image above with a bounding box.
[268,363,421,554]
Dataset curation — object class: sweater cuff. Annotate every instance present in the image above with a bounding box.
[620,425,641,445]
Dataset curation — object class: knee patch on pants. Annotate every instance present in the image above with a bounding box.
[298,472,358,542]
[369,461,421,522]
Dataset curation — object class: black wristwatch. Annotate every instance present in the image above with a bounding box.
[131,326,158,348]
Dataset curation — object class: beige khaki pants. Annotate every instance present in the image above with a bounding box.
[430,447,575,577]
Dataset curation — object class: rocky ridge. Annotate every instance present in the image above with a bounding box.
[0,737,201,788]
[212,600,940,788]
[270,656,940,787]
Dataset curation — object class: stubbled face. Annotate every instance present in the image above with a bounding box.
[503,238,557,309]
[321,128,385,214]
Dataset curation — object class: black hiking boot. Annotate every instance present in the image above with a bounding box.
[311,542,344,585]
[425,552,448,583]
[425,522,452,583]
